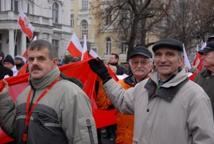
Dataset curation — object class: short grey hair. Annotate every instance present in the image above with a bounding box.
[28,39,57,59]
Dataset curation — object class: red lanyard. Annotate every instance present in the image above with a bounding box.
[22,78,59,142]
[25,78,59,125]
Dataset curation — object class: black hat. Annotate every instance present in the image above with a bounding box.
[198,41,214,54]
[3,55,15,65]
[207,35,214,42]
[128,45,152,60]
[152,38,183,52]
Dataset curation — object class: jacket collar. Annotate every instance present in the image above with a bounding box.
[29,67,60,90]
[144,68,188,102]
[124,75,136,86]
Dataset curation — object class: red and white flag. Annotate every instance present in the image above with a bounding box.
[189,44,204,80]
[81,35,91,60]
[67,33,83,57]
[89,49,99,58]
[192,52,203,72]
[18,10,34,40]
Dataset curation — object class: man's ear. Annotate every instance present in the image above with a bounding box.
[179,55,185,68]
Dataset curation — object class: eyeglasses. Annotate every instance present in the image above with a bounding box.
[130,59,151,66]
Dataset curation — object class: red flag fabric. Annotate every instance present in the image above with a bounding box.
[189,52,203,80]
[17,64,28,76]
[0,60,117,143]
[67,33,82,57]
[192,52,203,72]
[18,11,34,40]
[82,51,93,61]
[89,49,99,58]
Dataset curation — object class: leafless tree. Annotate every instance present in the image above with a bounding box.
[91,0,171,55]
[92,0,214,55]
[159,0,214,51]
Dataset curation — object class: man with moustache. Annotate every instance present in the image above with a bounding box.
[0,39,97,144]
[115,46,153,144]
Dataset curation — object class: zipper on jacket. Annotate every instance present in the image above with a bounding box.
[29,90,36,112]
[86,119,95,144]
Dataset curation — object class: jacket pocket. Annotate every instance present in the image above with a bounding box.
[78,117,97,144]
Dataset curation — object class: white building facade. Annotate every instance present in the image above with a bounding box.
[0,0,72,58]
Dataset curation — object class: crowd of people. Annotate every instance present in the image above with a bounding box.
[0,52,26,79]
[0,37,213,144]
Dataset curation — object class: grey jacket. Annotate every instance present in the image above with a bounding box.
[0,67,97,144]
[104,69,214,144]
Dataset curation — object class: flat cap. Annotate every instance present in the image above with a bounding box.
[152,38,183,52]
[198,41,214,54]
[128,45,152,60]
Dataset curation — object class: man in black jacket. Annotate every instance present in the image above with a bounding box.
[195,41,214,117]
[0,51,13,79]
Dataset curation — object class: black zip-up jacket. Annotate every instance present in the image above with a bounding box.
[195,69,214,116]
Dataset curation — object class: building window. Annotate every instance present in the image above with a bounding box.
[70,14,74,27]
[106,37,111,54]
[11,0,19,13]
[81,20,88,39]
[52,2,59,23]
[120,10,129,25]
[105,8,111,26]
[121,42,128,54]
[82,0,88,10]
[52,39,59,57]
[27,0,34,14]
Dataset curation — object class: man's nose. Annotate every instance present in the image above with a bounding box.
[159,55,167,62]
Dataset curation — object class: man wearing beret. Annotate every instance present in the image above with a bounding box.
[88,38,214,144]
[195,41,214,118]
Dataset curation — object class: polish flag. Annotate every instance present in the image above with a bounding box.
[67,33,83,57]
[81,35,91,60]
[18,10,34,40]
[189,52,203,80]
[82,35,99,60]
[192,52,203,72]
[89,49,99,58]
[189,44,204,81]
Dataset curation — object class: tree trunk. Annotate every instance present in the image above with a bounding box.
[127,16,139,57]
[140,19,146,46]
